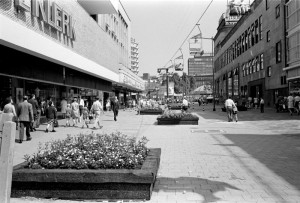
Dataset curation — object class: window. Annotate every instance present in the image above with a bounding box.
[260,53,264,69]
[242,64,246,77]
[266,0,269,10]
[248,60,252,74]
[276,41,282,63]
[256,56,260,71]
[255,20,259,43]
[259,16,262,40]
[248,27,252,48]
[267,30,270,42]
[241,33,244,53]
[246,62,249,75]
[276,5,280,18]
[281,76,287,85]
[251,24,255,46]
[252,58,257,73]
[245,30,248,50]
[267,66,271,77]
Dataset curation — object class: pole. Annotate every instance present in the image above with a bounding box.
[212,37,216,111]
[166,69,169,99]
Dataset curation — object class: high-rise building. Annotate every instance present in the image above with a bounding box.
[131,38,139,74]
[188,55,213,88]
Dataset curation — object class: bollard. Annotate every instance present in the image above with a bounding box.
[0,121,17,203]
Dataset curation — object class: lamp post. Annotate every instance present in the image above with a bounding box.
[157,67,171,100]
[155,86,159,101]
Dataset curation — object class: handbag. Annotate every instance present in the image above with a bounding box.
[53,119,59,127]
[89,114,95,124]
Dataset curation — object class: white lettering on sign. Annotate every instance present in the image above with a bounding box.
[15,0,76,41]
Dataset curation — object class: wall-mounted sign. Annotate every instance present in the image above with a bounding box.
[15,0,76,41]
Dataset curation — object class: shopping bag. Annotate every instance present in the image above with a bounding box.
[53,119,59,127]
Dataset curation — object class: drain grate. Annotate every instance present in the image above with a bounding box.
[191,129,225,133]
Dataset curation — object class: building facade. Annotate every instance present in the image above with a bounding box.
[214,0,287,106]
[284,0,300,94]
[0,0,144,109]
[130,38,139,74]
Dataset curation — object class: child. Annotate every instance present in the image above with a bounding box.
[82,105,89,129]
[65,104,72,127]
[45,101,57,133]
[232,102,238,122]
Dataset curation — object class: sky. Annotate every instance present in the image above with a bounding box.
[121,0,229,77]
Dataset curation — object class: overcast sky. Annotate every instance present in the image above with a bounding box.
[121,0,230,76]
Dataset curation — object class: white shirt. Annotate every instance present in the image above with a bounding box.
[91,100,103,111]
[182,99,188,107]
[79,99,85,106]
[225,98,235,107]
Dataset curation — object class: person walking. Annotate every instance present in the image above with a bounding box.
[35,97,42,128]
[60,97,67,119]
[294,93,300,115]
[17,96,33,143]
[65,103,72,127]
[90,97,103,129]
[287,93,294,116]
[260,98,265,113]
[81,104,89,129]
[3,97,17,120]
[111,96,120,121]
[225,96,235,122]
[182,96,189,112]
[71,97,80,126]
[45,101,57,133]
[79,96,84,123]
[232,102,238,122]
[28,94,39,132]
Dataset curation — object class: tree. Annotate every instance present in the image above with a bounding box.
[171,73,182,94]
[181,72,190,95]
[189,76,196,91]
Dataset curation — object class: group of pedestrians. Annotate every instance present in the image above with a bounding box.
[1,94,121,144]
[275,93,300,115]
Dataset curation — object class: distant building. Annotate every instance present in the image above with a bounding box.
[143,73,150,80]
[214,0,287,106]
[188,56,213,88]
[131,38,139,74]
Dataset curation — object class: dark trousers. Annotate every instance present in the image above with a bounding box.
[19,121,31,141]
[113,109,118,120]
[260,104,264,113]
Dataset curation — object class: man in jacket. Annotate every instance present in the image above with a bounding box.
[28,94,38,131]
[17,95,33,143]
[111,96,120,121]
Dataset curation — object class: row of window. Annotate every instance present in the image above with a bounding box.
[215,16,263,71]
[242,54,264,77]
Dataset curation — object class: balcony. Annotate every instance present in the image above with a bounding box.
[78,0,118,14]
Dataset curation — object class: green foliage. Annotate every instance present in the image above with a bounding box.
[24,133,149,170]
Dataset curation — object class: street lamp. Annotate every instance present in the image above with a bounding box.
[157,67,171,100]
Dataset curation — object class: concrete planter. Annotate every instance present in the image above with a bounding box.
[11,148,161,200]
[157,117,199,125]
[140,109,163,115]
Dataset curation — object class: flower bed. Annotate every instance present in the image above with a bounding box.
[140,108,163,115]
[167,104,182,110]
[157,111,199,125]
[11,133,161,200]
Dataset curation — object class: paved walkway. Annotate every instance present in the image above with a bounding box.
[11,104,300,203]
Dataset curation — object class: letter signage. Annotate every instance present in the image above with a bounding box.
[15,0,76,41]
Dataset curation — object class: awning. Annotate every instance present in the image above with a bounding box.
[77,0,118,14]
[113,82,143,93]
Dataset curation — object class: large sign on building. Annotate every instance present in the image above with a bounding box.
[15,0,76,41]
[188,56,213,76]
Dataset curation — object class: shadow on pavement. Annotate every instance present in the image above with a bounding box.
[219,133,300,191]
[154,176,240,202]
